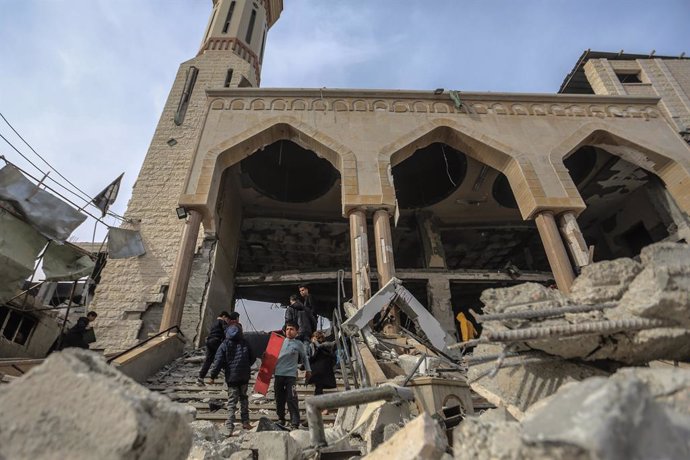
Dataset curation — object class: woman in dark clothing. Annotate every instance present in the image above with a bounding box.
[306,330,337,413]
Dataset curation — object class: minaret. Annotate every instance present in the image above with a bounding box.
[200,0,283,87]
[92,0,283,353]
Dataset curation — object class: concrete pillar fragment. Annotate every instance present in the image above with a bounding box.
[558,211,591,271]
[427,277,456,337]
[534,211,575,293]
[415,211,446,269]
[349,209,371,307]
[160,209,202,331]
[374,209,398,333]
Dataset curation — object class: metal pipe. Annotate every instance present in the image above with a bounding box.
[402,353,426,387]
[305,385,415,447]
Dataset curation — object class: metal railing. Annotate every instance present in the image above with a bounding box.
[106,326,184,364]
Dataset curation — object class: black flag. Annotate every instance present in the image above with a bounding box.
[92,173,123,217]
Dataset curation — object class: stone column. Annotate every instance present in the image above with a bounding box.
[373,209,398,334]
[349,209,371,308]
[558,211,590,271]
[427,276,456,338]
[160,209,203,331]
[534,211,576,293]
[416,211,447,268]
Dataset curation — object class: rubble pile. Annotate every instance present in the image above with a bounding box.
[475,243,690,364]
[0,349,194,460]
[454,367,690,460]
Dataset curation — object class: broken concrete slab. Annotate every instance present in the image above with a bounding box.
[480,283,570,328]
[569,257,642,305]
[0,349,193,460]
[618,259,690,328]
[364,413,448,459]
[467,344,606,418]
[639,241,690,267]
[455,367,690,460]
[521,371,690,460]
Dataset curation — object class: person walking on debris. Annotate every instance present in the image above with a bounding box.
[60,311,97,349]
[285,295,316,343]
[209,323,255,435]
[307,330,337,414]
[197,311,232,385]
[299,284,319,328]
[275,321,311,429]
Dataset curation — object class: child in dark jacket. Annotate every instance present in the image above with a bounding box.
[209,324,256,434]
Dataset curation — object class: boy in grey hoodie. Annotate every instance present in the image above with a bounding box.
[274,321,311,429]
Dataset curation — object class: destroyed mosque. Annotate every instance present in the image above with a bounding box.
[1,0,690,459]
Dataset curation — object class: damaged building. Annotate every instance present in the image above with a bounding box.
[89,0,690,354]
[2,0,690,459]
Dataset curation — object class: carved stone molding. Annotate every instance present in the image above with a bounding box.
[206,90,662,120]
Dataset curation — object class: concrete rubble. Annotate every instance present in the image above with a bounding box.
[0,349,194,460]
[454,368,690,460]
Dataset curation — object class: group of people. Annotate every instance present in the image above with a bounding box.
[198,285,337,435]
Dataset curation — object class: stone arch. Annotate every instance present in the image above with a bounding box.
[549,122,690,215]
[379,119,538,218]
[181,117,357,231]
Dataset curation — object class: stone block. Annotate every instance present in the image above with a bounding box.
[0,349,193,460]
[570,258,642,304]
[365,413,448,459]
[480,283,570,329]
[240,431,299,460]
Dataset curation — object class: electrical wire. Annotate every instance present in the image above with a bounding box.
[0,115,128,221]
[441,144,457,187]
[239,298,258,332]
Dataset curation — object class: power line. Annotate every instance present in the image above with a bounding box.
[239,298,258,332]
[0,113,128,221]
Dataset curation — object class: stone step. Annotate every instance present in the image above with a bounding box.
[194,412,336,423]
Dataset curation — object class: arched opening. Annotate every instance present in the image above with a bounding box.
[181,137,347,344]
[388,139,552,342]
[564,145,687,260]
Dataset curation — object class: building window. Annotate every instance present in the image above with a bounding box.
[259,27,267,63]
[222,1,236,34]
[224,69,234,88]
[246,9,257,44]
[174,66,199,126]
[0,306,37,346]
[616,72,642,84]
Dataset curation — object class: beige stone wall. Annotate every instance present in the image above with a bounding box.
[93,50,253,353]
[180,89,690,227]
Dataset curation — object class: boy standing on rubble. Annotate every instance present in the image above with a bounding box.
[209,323,255,435]
[197,311,232,385]
[275,321,311,429]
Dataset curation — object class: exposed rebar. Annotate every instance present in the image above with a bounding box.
[450,318,671,349]
[475,302,617,323]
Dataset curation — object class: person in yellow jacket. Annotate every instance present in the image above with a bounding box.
[456,311,477,342]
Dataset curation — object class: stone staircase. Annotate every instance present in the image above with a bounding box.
[145,349,348,426]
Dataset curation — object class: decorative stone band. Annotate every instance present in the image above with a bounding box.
[205,89,662,119]
[200,37,261,83]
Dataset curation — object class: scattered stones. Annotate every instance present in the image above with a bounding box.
[0,349,194,460]
[365,413,448,459]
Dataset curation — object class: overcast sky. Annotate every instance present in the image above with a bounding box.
[2,0,688,330]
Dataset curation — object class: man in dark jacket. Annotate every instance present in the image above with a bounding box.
[209,324,256,434]
[285,295,315,343]
[197,311,231,385]
[60,311,97,349]
[299,285,320,327]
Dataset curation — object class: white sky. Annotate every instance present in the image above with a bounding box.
[2,0,688,331]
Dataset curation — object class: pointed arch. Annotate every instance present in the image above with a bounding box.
[180,117,357,231]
